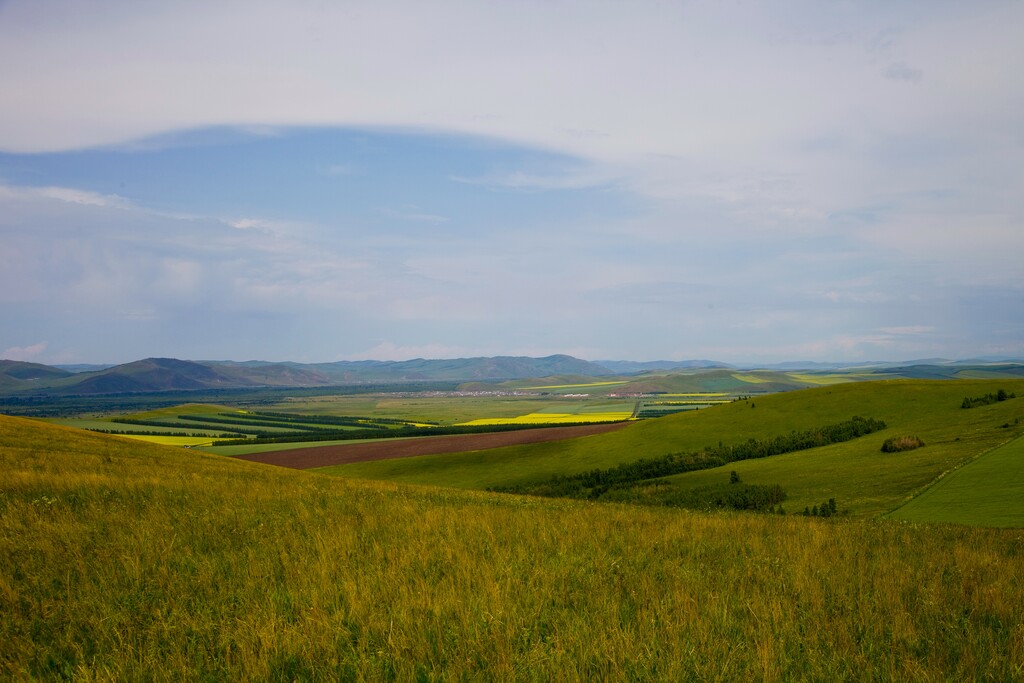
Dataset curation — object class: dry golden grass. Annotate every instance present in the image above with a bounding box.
[3,415,1024,680]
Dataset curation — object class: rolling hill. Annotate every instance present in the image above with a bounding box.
[321,378,1024,518]
[3,413,1024,679]
[0,354,614,396]
[0,360,74,391]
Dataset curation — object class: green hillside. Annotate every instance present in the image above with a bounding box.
[322,379,1024,518]
[888,435,1024,527]
[3,415,1024,679]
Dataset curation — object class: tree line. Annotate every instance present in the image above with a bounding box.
[961,389,1016,409]
[492,416,886,500]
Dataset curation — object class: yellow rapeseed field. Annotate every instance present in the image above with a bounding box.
[458,411,633,426]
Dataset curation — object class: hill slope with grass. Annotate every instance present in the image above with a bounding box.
[3,415,1024,679]
[888,434,1024,527]
[323,379,1024,518]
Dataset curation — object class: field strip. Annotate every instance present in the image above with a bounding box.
[236,422,632,470]
[887,434,1024,527]
[523,381,629,390]
[457,412,633,426]
[732,373,771,384]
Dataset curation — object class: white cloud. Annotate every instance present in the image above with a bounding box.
[450,167,621,192]
[228,218,268,230]
[2,341,47,361]
[380,207,448,224]
[0,183,131,208]
[0,2,1020,248]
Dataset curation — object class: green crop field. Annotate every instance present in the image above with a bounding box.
[321,380,1024,519]
[203,435,419,457]
[120,403,239,420]
[3,414,1024,680]
[261,394,624,425]
[112,434,221,447]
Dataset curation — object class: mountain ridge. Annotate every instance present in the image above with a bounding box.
[3,355,1024,397]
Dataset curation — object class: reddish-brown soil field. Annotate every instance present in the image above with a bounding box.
[235,422,632,469]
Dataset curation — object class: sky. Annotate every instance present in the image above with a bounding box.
[1,0,1022,365]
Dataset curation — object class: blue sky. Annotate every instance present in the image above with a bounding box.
[1,1,1021,364]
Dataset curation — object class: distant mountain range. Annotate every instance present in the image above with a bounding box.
[0,355,611,396]
[1,355,1022,397]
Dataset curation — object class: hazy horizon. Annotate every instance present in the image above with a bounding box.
[9,353,1024,371]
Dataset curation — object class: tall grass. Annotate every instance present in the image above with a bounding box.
[3,416,1024,680]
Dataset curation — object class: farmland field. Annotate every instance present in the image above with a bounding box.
[236,422,631,469]
[204,436,419,457]
[458,412,633,425]
[520,380,629,390]
[259,394,625,424]
[36,392,648,456]
[111,434,220,447]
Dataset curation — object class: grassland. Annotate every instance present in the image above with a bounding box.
[3,415,1024,680]
[888,434,1024,527]
[321,380,1024,516]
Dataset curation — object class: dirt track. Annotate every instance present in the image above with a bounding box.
[235,421,632,469]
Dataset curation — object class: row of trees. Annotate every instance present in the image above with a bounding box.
[803,498,840,517]
[248,411,422,427]
[961,389,1016,409]
[87,429,237,438]
[494,416,887,499]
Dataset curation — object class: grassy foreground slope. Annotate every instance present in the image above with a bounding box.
[3,416,1024,680]
[323,380,1024,514]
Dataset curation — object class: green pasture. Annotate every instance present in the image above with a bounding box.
[888,435,1024,527]
[121,403,237,420]
[321,380,1024,519]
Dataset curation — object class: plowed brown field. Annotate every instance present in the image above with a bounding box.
[235,422,632,469]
